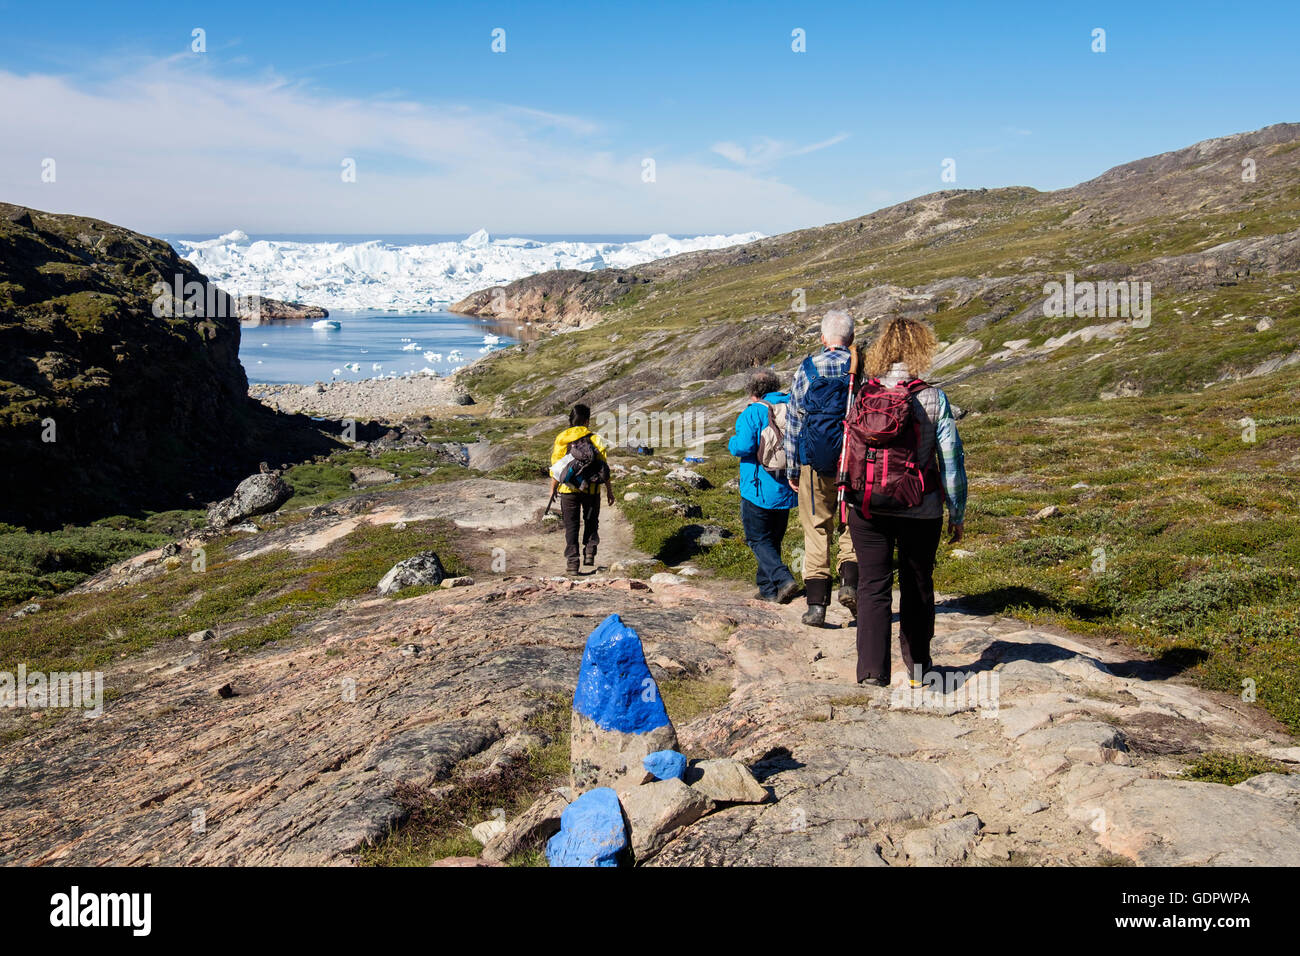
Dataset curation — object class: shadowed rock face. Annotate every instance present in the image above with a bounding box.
[0,203,337,527]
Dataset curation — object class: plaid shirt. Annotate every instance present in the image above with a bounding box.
[784,346,853,469]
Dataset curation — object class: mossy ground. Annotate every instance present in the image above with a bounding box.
[0,516,469,677]
[1181,751,1292,785]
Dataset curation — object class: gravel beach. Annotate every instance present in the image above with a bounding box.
[250,374,476,422]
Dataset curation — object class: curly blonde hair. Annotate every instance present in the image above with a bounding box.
[862,317,939,378]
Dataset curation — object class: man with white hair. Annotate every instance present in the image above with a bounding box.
[784,310,859,627]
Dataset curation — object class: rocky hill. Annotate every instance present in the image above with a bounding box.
[460,123,1300,418]
[0,203,336,527]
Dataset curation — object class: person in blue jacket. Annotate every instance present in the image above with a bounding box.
[728,369,801,604]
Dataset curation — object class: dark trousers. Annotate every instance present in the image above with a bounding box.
[847,510,943,683]
[560,492,601,564]
[741,498,795,598]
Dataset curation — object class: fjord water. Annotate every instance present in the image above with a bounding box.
[239,309,517,385]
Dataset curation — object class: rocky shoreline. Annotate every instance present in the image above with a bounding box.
[250,374,476,422]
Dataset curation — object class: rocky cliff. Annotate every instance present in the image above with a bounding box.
[0,203,335,527]
[451,268,648,329]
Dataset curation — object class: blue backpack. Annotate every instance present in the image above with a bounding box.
[799,357,850,473]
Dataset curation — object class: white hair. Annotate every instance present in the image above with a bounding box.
[821,310,855,345]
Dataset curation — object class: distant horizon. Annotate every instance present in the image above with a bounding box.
[161,231,742,242]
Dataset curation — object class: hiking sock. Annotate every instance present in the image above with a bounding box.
[804,577,831,608]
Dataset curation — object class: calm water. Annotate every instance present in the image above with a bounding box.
[239,310,520,385]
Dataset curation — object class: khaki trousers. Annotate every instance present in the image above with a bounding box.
[797,465,856,581]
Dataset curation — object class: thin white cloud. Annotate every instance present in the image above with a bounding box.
[710,132,850,167]
[0,58,852,234]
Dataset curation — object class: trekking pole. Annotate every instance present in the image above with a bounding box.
[835,345,860,527]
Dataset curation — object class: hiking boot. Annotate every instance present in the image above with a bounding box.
[801,604,826,627]
[583,551,596,567]
[566,560,580,575]
[774,579,801,605]
[753,590,773,602]
[837,562,859,618]
[858,676,889,687]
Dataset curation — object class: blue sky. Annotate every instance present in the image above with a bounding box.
[1,0,1297,235]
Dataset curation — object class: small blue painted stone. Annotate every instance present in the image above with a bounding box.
[643,749,688,781]
[545,787,627,867]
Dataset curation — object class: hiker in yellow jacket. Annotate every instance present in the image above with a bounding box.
[549,404,614,573]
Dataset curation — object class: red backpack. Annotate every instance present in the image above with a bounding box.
[840,378,938,516]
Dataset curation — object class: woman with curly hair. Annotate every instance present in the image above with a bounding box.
[850,317,967,687]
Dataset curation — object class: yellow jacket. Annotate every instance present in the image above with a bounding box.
[550,426,609,494]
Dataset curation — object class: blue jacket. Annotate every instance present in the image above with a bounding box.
[728,392,799,511]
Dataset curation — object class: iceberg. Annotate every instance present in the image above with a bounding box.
[176,230,764,313]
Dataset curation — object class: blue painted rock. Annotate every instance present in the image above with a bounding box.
[570,613,679,790]
[642,749,688,782]
[545,787,628,867]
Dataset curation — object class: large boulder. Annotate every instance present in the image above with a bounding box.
[570,614,679,791]
[667,467,712,490]
[545,787,628,867]
[376,552,447,596]
[207,473,292,529]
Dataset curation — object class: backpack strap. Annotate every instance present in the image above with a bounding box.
[753,399,783,439]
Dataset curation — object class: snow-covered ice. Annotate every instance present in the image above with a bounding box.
[175,229,764,312]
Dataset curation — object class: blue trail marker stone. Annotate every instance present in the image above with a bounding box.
[643,749,688,782]
[569,613,679,790]
[545,787,628,867]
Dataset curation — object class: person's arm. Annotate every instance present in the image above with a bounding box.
[728,406,758,459]
[785,365,807,490]
[934,391,967,542]
[590,433,615,504]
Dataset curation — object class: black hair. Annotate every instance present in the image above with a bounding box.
[569,404,591,427]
